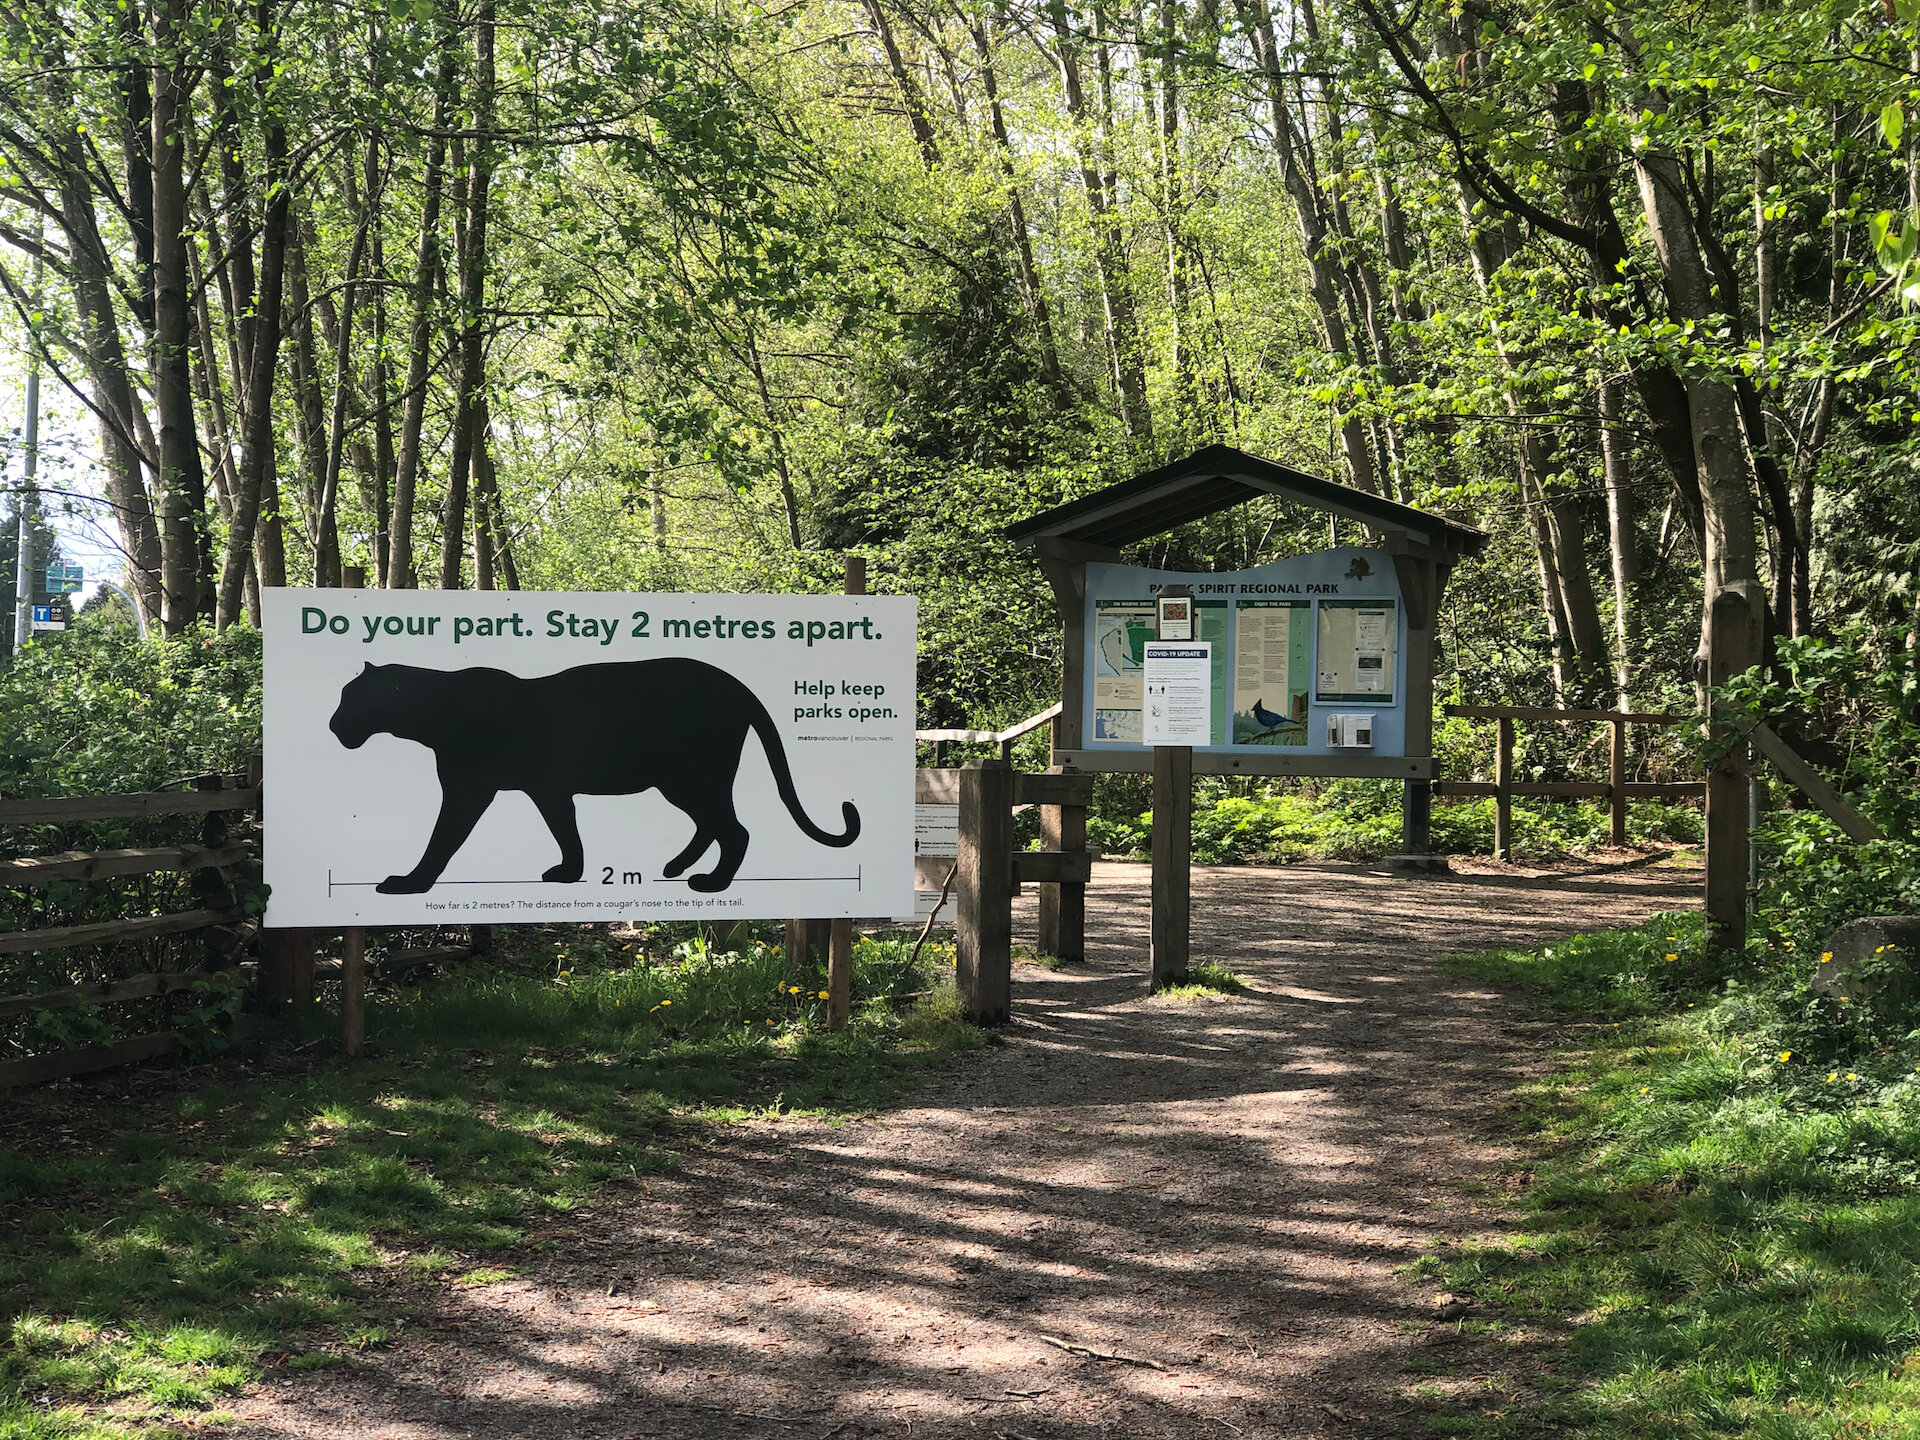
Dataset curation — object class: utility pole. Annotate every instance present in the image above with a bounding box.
[12,327,38,653]
[13,242,40,654]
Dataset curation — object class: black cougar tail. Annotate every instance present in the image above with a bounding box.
[745,692,861,848]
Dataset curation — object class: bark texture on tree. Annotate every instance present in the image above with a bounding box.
[151,0,215,631]
[389,43,457,590]
[1047,0,1152,442]
[441,5,494,591]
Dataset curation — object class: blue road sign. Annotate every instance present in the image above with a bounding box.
[43,564,83,594]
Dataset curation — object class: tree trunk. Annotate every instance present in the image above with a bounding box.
[1599,376,1639,705]
[968,18,1062,389]
[1047,0,1151,442]
[47,101,164,621]
[151,0,215,631]
[369,186,395,586]
[1156,0,1195,421]
[1524,487,1573,701]
[1234,0,1376,491]
[440,2,494,591]
[474,405,518,589]
[863,0,940,167]
[389,41,457,589]
[286,221,336,584]
[1632,140,1763,665]
[319,142,377,590]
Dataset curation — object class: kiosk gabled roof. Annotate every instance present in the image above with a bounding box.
[1004,443,1489,557]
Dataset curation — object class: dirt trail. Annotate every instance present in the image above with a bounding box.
[230,855,1698,1439]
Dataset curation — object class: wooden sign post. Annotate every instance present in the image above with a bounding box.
[1146,586,1197,989]
[1150,743,1191,988]
[794,556,862,1032]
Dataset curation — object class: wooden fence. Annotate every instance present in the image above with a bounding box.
[1434,704,1705,861]
[0,771,261,1087]
[926,761,1092,1025]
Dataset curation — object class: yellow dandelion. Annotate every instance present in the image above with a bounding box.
[1827,1072,1837,1082]
[1821,953,1833,963]
[1666,953,1678,962]
[660,999,671,1007]
[1780,1050,1791,1062]
[818,990,830,1000]
[1639,1086,1650,1094]
[1847,1072,1858,1081]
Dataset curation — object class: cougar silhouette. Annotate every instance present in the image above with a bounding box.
[328,658,860,894]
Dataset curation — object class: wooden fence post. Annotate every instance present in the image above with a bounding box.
[1150,744,1192,988]
[956,759,1013,1025]
[1494,716,1514,862]
[1610,716,1629,847]
[1036,767,1086,962]
[827,919,852,1031]
[341,927,367,1057]
[1705,585,1757,958]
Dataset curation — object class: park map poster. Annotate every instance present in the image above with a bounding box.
[1232,601,1311,745]
[262,589,916,928]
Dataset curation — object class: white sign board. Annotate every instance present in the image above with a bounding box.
[914,803,959,859]
[1142,641,1212,746]
[263,589,916,927]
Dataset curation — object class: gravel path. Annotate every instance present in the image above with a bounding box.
[229,854,1699,1439]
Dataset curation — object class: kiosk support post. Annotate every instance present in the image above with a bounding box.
[1150,744,1192,988]
[956,760,1014,1024]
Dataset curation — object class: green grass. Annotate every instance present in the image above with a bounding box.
[1413,913,1920,1440]
[0,927,985,1435]
[1152,962,1246,999]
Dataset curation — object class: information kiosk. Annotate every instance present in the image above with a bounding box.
[1006,444,1488,859]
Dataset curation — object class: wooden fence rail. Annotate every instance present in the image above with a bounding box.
[0,770,257,1087]
[917,703,1064,763]
[1436,704,1700,861]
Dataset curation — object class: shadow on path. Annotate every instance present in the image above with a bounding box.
[231,857,1699,1440]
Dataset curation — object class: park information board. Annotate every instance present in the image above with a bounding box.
[263,589,916,928]
[1084,547,1407,756]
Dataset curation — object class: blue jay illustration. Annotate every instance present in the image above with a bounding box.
[1249,698,1302,735]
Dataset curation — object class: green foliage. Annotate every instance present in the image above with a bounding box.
[0,614,261,799]
[0,926,980,1429]
[1089,777,1701,864]
[1718,631,1920,966]
[1429,913,1920,1440]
